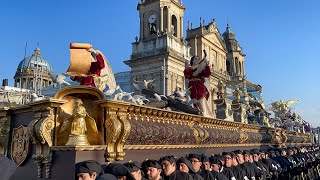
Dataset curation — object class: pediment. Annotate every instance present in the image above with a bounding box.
[204,25,227,51]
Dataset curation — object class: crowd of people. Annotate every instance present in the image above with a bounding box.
[75,146,320,180]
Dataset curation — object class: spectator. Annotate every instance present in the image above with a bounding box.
[75,160,102,180]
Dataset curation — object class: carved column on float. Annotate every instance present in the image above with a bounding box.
[27,100,66,179]
[116,105,131,160]
[96,100,131,162]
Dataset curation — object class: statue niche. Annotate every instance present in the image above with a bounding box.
[60,99,98,146]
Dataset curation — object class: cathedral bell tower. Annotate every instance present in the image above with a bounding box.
[125,0,190,95]
[223,24,246,80]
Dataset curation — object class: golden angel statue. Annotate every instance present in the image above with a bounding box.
[60,99,98,145]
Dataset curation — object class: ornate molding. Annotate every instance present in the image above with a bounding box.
[124,143,272,150]
[51,145,107,151]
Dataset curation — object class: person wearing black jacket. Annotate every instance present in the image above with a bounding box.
[188,154,215,180]
[159,156,193,180]
[209,156,229,180]
[177,157,204,180]
[259,150,281,180]
[234,150,256,180]
[251,149,269,180]
[223,152,248,180]
[141,160,163,180]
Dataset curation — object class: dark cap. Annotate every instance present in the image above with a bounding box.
[103,163,134,180]
[222,152,234,158]
[201,154,209,162]
[233,150,243,155]
[243,150,252,155]
[142,160,162,169]
[96,173,117,180]
[187,154,202,161]
[123,161,141,173]
[259,149,266,153]
[214,154,224,161]
[159,156,176,164]
[250,149,260,155]
[75,160,102,175]
[209,156,222,166]
[177,157,196,174]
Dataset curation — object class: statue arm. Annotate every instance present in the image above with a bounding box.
[202,65,211,77]
[90,54,105,71]
[184,67,193,79]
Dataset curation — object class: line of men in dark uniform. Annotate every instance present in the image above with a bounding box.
[75,146,320,180]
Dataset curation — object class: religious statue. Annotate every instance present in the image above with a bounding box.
[233,88,241,103]
[271,99,300,117]
[217,79,226,99]
[184,50,213,118]
[69,44,117,92]
[60,99,98,146]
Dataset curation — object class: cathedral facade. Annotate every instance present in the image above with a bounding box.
[120,0,263,118]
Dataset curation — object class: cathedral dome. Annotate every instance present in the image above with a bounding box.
[17,48,52,71]
[223,23,234,37]
[14,47,53,92]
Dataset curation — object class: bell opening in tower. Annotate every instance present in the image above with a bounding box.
[171,15,177,37]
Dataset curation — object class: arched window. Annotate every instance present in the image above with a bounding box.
[171,15,177,36]
[238,61,241,75]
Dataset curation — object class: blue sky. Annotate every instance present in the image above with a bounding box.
[1,0,319,127]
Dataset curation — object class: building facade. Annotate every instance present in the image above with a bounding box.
[124,0,191,95]
[121,0,263,118]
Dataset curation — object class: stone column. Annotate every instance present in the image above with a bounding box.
[180,16,183,38]
[160,7,164,32]
[140,13,144,38]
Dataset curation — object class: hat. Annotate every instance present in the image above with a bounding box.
[233,150,243,155]
[142,160,162,169]
[209,156,222,166]
[187,154,202,161]
[243,150,252,155]
[75,160,102,176]
[250,149,260,155]
[259,149,266,153]
[222,152,234,158]
[103,163,134,180]
[123,161,141,173]
[201,154,209,162]
[214,154,224,161]
[96,173,117,180]
[177,157,196,174]
[159,156,176,164]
